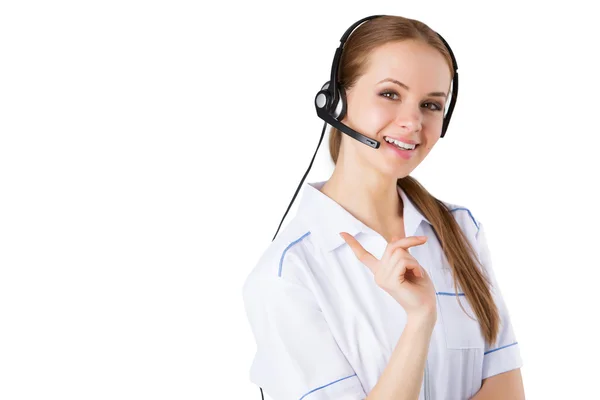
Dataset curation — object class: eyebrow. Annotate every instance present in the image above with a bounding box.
[377,78,447,98]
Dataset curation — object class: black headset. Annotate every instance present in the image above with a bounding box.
[260,14,459,400]
[314,14,458,149]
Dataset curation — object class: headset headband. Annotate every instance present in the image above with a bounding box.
[329,15,385,109]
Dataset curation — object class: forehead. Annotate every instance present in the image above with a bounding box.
[362,40,452,90]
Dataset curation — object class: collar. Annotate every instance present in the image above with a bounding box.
[296,180,432,252]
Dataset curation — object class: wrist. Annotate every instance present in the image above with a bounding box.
[407,308,436,331]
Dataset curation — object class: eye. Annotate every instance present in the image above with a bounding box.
[380,90,399,100]
[423,102,443,112]
[380,91,443,112]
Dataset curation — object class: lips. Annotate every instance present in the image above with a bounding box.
[384,138,420,150]
[383,136,420,145]
[384,139,419,159]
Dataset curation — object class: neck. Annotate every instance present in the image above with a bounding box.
[320,167,404,241]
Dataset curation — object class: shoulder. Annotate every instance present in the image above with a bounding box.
[439,198,496,273]
[440,198,482,238]
[242,216,319,296]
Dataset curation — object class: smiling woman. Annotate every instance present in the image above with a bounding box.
[242,14,524,400]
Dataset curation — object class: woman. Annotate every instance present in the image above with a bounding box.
[242,15,524,400]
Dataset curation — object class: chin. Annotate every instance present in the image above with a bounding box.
[380,164,415,181]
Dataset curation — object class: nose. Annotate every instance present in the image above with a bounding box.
[393,103,423,133]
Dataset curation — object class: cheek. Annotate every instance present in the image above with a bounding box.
[369,106,395,127]
[347,96,394,129]
[421,137,439,152]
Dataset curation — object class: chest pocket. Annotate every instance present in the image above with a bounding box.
[431,248,485,350]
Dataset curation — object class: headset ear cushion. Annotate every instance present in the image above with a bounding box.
[333,86,347,120]
[315,81,333,111]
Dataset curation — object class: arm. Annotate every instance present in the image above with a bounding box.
[243,275,367,400]
[473,222,525,396]
[366,313,435,400]
[470,368,525,400]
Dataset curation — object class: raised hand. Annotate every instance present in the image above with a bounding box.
[340,233,437,321]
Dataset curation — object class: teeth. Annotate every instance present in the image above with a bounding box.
[384,137,417,150]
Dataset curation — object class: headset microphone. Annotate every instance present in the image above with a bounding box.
[260,15,459,399]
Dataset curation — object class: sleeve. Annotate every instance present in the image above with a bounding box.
[476,221,524,380]
[242,274,366,400]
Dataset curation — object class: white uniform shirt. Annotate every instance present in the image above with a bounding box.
[242,180,523,400]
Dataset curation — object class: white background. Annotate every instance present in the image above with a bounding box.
[1,1,598,399]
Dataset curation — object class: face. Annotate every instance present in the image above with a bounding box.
[340,39,452,178]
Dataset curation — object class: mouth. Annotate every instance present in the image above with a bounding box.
[383,136,420,151]
[383,136,420,159]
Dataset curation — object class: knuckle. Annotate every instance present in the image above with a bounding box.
[394,257,409,268]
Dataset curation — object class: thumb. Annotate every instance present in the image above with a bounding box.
[340,232,379,275]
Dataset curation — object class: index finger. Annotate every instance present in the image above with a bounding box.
[385,235,428,254]
[339,232,379,274]
[382,235,427,262]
